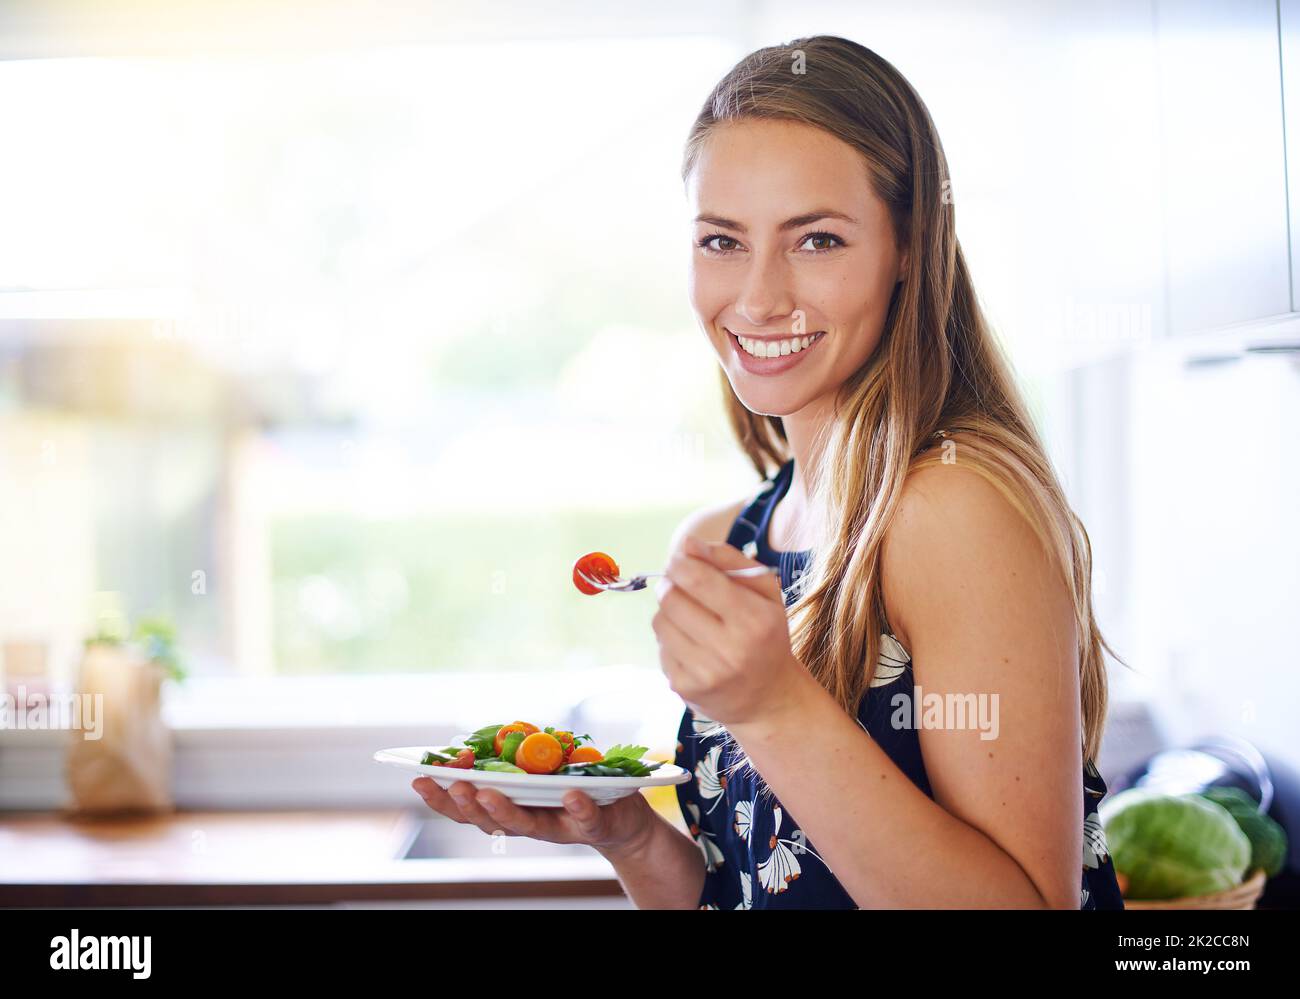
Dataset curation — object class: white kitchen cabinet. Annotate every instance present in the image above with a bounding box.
[1155,0,1291,333]
[1127,322,1300,762]
[1282,0,1300,310]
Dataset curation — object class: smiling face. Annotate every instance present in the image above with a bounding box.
[686,118,907,417]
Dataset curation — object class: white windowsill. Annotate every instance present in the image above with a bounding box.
[0,667,686,811]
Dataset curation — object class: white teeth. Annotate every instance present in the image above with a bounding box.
[737,332,823,358]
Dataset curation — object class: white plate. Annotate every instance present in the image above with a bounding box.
[373,746,691,808]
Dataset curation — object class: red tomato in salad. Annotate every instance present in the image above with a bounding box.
[573,552,619,595]
[436,748,475,769]
[552,730,576,759]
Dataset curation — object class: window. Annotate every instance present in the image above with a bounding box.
[0,36,752,694]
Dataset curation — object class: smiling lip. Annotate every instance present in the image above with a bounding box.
[726,328,827,376]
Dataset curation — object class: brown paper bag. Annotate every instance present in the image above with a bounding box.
[64,641,174,816]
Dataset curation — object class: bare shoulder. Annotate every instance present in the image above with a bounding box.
[881,449,1068,654]
[667,493,749,553]
[888,456,1026,547]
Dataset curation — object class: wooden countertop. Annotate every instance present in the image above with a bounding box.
[0,807,624,906]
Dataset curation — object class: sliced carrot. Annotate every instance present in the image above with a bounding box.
[516,732,566,774]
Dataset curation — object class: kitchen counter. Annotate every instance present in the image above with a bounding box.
[0,807,626,906]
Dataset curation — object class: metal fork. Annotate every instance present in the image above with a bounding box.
[577,564,781,593]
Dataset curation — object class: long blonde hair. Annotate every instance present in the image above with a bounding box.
[682,35,1125,795]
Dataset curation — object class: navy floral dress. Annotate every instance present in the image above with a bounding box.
[674,457,1125,909]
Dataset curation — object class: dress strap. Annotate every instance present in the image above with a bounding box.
[725,458,793,554]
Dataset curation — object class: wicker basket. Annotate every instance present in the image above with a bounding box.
[1122,868,1267,910]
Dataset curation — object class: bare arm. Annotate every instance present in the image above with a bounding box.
[593,796,707,909]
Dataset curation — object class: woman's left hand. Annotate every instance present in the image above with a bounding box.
[652,535,805,727]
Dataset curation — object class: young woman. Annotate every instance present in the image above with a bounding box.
[412,34,1125,910]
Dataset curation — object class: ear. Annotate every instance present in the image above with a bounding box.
[896,249,909,283]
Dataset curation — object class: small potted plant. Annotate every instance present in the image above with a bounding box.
[63,597,185,818]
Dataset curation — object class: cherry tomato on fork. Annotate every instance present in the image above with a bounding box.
[573,551,620,595]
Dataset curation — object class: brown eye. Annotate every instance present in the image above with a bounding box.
[699,234,739,253]
[800,232,844,252]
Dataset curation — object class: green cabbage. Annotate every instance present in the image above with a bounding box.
[1197,786,1288,878]
[1103,788,1251,899]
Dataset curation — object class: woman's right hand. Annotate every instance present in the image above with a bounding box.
[410,776,657,859]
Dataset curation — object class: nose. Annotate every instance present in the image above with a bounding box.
[734,248,796,329]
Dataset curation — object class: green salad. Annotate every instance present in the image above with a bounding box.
[418,721,663,777]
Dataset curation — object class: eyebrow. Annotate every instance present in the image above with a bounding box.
[693,210,860,233]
